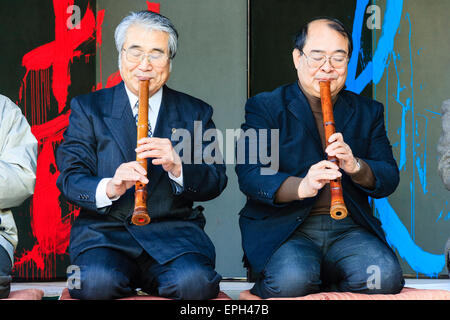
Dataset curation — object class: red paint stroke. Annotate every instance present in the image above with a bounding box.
[94,9,105,91]
[14,0,95,279]
[105,70,123,88]
[147,1,160,12]
[21,0,96,115]
[15,111,80,279]
[14,111,80,279]
[15,1,161,280]
[96,10,105,49]
[20,69,52,126]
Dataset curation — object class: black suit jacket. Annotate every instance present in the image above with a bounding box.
[56,82,227,265]
[235,83,399,273]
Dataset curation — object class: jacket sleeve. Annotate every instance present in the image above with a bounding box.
[0,97,37,209]
[55,97,103,212]
[437,100,450,190]
[353,102,400,199]
[235,96,291,207]
[181,104,228,201]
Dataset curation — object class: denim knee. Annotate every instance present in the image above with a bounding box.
[69,266,134,300]
[253,267,321,298]
[0,247,12,299]
[158,264,221,300]
[367,258,404,294]
[340,257,404,294]
[0,275,11,299]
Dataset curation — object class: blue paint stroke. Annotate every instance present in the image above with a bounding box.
[392,53,409,170]
[435,210,443,222]
[436,201,450,222]
[415,157,427,193]
[385,57,389,131]
[410,181,414,241]
[346,0,403,92]
[405,14,418,240]
[374,198,445,277]
[415,113,428,194]
[424,108,440,116]
[346,0,371,93]
[348,0,445,276]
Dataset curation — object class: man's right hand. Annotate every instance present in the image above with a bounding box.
[298,160,342,199]
[106,161,149,199]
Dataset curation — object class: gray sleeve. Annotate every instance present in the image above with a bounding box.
[0,95,38,209]
[437,100,450,190]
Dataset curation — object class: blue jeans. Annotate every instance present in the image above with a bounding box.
[0,246,12,299]
[251,215,404,298]
[69,247,222,300]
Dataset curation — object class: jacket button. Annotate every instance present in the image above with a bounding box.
[296,216,303,222]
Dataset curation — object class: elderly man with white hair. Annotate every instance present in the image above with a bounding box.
[56,11,227,300]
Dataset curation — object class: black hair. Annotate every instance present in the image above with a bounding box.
[293,16,353,57]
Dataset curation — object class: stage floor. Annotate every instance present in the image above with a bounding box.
[10,278,450,300]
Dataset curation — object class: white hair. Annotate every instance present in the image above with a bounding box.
[114,11,178,70]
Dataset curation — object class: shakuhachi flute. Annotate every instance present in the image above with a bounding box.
[131,80,151,226]
[319,80,348,220]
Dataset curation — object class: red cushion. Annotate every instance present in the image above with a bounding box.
[2,289,44,300]
[59,288,231,300]
[239,287,450,300]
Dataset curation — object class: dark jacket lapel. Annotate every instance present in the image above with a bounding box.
[285,83,323,149]
[103,83,187,195]
[146,85,186,196]
[333,91,355,135]
[286,83,355,145]
[103,82,137,163]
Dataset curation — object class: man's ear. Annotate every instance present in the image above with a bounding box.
[292,48,301,70]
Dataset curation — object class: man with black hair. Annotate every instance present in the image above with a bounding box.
[236,17,404,298]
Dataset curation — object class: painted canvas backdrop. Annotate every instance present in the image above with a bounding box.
[0,0,97,280]
[1,0,447,281]
[371,0,449,278]
[249,0,448,278]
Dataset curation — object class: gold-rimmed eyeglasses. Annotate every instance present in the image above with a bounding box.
[122,47,169,67]
[300,50,349,69]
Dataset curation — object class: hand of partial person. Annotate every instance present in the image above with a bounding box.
[325,132,360,174]
[135,137,182,178]
[298,160,342,199]
[106,161,149,199]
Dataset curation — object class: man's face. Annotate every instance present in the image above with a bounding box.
[120,24,171,97]
[292,20,349,98]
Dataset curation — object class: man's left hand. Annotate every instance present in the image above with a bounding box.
[135,137,182,178]
[325,132,360,174]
